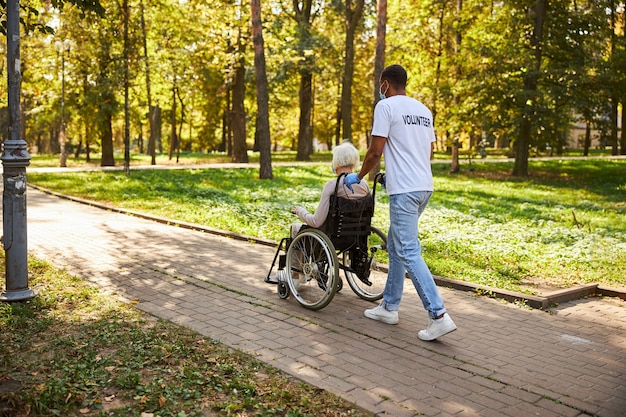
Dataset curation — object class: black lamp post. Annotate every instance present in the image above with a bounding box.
[1,0,35,301]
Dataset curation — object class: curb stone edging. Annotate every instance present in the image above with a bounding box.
[431,277,623,309]
[28,184,626,310]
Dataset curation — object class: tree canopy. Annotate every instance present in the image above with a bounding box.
[2,0,624,172]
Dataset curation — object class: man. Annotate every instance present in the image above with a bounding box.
[344,64,456,341]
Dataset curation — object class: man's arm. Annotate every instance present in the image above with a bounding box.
[357,135,387,180]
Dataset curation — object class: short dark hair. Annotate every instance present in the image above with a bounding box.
[381,64,407,89]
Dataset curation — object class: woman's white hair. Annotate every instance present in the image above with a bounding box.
[332,141,360,170]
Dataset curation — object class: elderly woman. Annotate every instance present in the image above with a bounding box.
[291,141,370,237]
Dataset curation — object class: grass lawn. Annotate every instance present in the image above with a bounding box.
[27,151,334,168]
[28,148,616,168]
[26,156,625,294]
[0,257,373,417]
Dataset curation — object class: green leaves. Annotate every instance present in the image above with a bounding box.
[50,0,105,16]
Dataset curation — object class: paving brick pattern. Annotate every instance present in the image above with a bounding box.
[25,188,626,417]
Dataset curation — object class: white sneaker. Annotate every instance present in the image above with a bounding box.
[418,313,457,341]
[364,304,399,324]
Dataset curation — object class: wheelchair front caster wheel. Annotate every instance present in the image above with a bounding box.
[336,278,343,293]
[278,282,290,299]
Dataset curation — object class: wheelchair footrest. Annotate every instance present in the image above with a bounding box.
[266,268,289,286]
[359,277,372,286]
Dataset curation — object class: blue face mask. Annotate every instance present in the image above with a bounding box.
[379,81,388,100]
[332,165,337,175]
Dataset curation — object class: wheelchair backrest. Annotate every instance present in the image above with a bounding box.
[325,193,373,252]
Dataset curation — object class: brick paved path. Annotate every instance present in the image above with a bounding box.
[25,187,626,417]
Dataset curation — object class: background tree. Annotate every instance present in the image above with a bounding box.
[122,0,130,173]
[367,0,385,180]
[139,0,157,165]
[513,0,545,176]
[230,20,249,163]
[292,0,316,161]
[0,0,104,35]
[251,0,273,179]
[9,0,624,171]
[338,0,365,144]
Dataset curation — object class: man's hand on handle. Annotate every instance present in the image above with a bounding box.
[378,174,386,189]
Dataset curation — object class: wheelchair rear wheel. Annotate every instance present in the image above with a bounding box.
[344,226,387,301]
[286,228,339,310]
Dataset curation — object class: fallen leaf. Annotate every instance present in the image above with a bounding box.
[79,408,90,414]
[104,395,115,402]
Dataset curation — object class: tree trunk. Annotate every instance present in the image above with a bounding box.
[584,120,591,157]
[250,0,273,178]
[450,0,462,174]
[368,0,386,180]
[176,87,184,162]
[432,6,445,133]
[74,137,82,158]
[450,136,460,173]
[610,98,619,155]
[622,12,626,156]
[231,37,248,163]
[296,70,313,160]
[100,113,115,166]
[169,83,177,161]
[339,0,365,143]
[372,0,386,117]
[619,97,626,155]
[150,106,161,157]
[85,121,92,163]
[334,84,342,146]
[513,0,545,177]
[293,0,314,161]
[221,87,230,153]
[608,0,619,155]
[59,120,67,167]
[59,51,67,168]
[123,0,130,175]
[138,127,143,154]
[140,0,156,165]
[98,43,116,170]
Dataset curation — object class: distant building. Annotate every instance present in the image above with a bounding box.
[313,138,328,152]
[568,110,622,149]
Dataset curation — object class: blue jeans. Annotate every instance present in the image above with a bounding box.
[381,191,446,319]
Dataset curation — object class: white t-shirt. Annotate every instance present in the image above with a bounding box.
[371,95,436,195]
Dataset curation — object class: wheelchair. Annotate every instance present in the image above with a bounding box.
[266,172,388,310]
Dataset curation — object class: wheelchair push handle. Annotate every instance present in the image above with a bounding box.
[374,172,385,185]
[372,172,385,202]
[334,171,385,204]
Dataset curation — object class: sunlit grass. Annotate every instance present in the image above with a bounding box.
[27,158,626,293]
[29,147,616,167]
[28,150,334,168]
